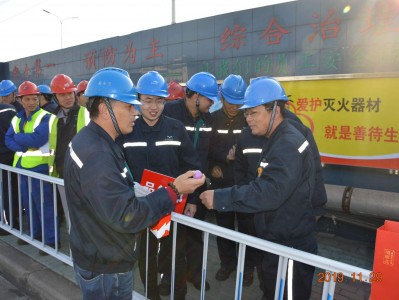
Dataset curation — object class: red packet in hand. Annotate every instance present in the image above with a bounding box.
[140,169,187,238]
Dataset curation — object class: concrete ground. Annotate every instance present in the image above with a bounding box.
[0,212,376,300]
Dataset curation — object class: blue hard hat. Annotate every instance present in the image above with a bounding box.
[136,71,169,98]
[84,67,140,105]
[220,74,247,105]
[186,72,219,102]
[240,76,288,110]
[0,80,17,96]
[38,85,52,95]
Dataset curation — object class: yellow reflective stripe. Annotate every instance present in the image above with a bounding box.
[11,116,18,132]
[33,110,48,128]
[48,114,57,130]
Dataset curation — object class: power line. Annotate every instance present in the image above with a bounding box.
[0,0,47,24]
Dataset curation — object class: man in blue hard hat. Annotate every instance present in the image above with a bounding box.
[201,76,317,300]
[38,85,57,114]
[122,71,201,300]
[161,71,219,292]
[208,74,257,286]
[0,94,18,235]
[0,79,23,112]
[64,67,205,300]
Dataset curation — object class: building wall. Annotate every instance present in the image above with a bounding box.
[3,0,399,86]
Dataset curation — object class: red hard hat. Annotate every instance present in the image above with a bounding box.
[50,74,76,94]
[18,81,40,97]
[166,81,185,100]
[76,80,89,94]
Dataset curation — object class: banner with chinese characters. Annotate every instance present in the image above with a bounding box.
[280,75,399,170]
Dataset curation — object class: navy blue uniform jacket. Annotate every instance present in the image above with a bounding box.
[215,120,316,242]
[163,99,213,175]
[0,104,16,155]
[209,108,247,188]
[235,110,327,217]
[64,121,175,273]
[123,115,201,204]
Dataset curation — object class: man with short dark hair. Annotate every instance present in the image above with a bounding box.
[201,76,317,300]
[64,67,205,300]
[0,99,17,235]
[162,72,219,292]
[0,80,23,112]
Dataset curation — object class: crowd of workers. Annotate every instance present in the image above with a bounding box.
[0,67,327,300]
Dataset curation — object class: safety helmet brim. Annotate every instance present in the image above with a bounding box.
[0,80,17,96]
[239,76,288,110]
[136,71,169,98]
[186,72,219,102]
[222,94,244,105]
[84,67,141,106]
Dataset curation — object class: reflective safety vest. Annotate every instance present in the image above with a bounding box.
[11,109,50,168]
[48,106,90,177]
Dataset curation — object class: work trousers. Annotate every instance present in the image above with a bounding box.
[0,152,19,229]
[158,223,187,297]
[260,234,317,300]
[185,202,208,281]
[19,163,57,245]
[214,210,257,273]
[140,224,187,298]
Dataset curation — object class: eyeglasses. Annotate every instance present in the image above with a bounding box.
[140,99,165,107]
[243,110,259,118]
[243,106,273,118]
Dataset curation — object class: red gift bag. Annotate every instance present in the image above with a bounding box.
[370,220,399,300]
[140,169,187,239]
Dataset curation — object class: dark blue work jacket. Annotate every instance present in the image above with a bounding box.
[209,108,247,188]
[163,99,213,176]
[235,110,327,216]
[0,104,16,155]
[64,121,175,273]
[215,120,316,243]
[122,115,201,204]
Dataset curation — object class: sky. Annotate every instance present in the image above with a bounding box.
[0,0,294,62]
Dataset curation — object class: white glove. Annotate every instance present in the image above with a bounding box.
[134,182,151,197]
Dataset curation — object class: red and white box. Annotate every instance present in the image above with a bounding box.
[140,169,187,238]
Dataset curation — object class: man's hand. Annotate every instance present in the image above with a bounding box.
[184,203,197,217]
[226,144,236,161]
[200,190,214,209]
[211,166,223,178]
[173,170,205,195]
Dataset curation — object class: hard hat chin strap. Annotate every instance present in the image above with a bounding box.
[195,94,200,110]
[104,98,123,137]
[265,101,278,137]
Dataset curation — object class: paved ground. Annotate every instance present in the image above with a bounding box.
[0,272,31,300]
[0,211,377,300]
